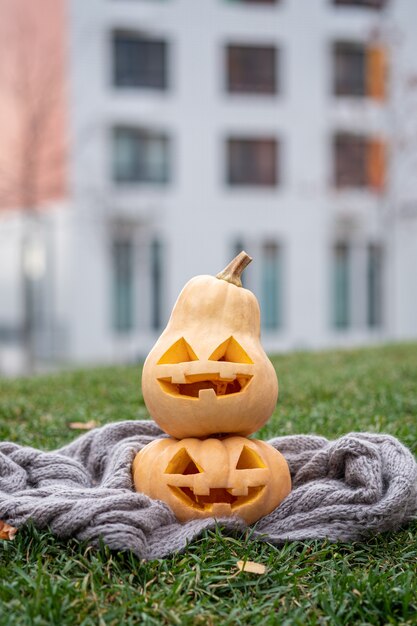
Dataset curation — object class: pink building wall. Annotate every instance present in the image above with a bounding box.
[0,0,67,210]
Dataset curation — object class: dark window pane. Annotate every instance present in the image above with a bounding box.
[227,45,277,94]
[227,138,278,186]
[261,242,282,330]
[333,42,366,96]
[367,244,383,327]
[113,32,167,89]
[232,239,247,286]
[151,239,163,330]
[113,128,170,184]
[332,242,350,329]
[334,133,367,188]
[333,0,387,8]
[226,0,280,4]
[113,240,134,333]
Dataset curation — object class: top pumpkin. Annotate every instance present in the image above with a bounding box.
[142,252,278,438]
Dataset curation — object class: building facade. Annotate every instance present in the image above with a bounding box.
[1,0,417,375]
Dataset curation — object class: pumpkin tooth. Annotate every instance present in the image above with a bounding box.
[231,486,265,509]
[229,486,248,496]
[170,372,187,384]
[211,503,233,515]
[198,387,217,400]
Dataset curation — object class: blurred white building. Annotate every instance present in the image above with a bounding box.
[1,0,417,375]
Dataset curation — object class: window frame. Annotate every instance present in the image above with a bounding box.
[332,0,387,9]
[112,126,171,185]
[226,136,279,187]
[225,43,279,95]
[231,238,284,331]
[112,29,168,90]
[150,238,164,331]
[367,243,384,328]
[333,41,367,97]
[112,238,135,334]
[225,0,281,5]
[333,132,368,189]
[333,132,386,191]
[261,241,283,331]
[331,241,351,330]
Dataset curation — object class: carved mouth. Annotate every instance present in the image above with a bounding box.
[169,485,264,510]
[158,374,253,398]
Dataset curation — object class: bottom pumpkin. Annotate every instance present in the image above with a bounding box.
[132,436,291,524]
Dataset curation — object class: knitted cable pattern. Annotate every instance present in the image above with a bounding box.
[1,421,416,559]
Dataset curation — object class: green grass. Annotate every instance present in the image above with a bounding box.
[1,343,416,625]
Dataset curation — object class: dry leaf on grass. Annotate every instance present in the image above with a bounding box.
[236,560,267,575]
[0,521,18,540]
[68,420,97,431]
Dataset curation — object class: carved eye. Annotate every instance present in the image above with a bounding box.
[208,336,253,364]
[157,338,198,365]
[236,446,266,469]
[164,448,202,475]
[164,448,206,508]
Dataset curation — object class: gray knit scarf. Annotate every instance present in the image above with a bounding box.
[1,421,416,560]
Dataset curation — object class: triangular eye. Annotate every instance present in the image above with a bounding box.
[157,337,198,364]
[208,336,253,364]
[236,446,265,469]
[165,448,202,474]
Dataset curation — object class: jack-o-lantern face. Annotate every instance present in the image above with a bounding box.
[132,436,291,524]
[142,253,278,439]
[157,336,254,399]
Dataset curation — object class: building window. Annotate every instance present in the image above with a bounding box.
[226,0,280,4]
[112,239,134,333]
[232,239,248,287]
[331,241,384,331]
[227,138,278,186]
[367,244,383,327]
[226,45,278,94]
[231,239,282,328]
[113,128,170,184]
[334,133,367,188]
[333,133,386,191]
[333,42,387,99]
[333,0,387,8]
[261,242,282,330]
[113,31,167,89]
[332,242,350,329]
[151,239,163,330]
[333,42,366,97]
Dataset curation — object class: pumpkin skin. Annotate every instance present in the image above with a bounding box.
[132,436,291,524]
[142,253,278,439]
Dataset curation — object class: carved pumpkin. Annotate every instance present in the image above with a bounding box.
[132,436,291,524]
[142,252,278,438]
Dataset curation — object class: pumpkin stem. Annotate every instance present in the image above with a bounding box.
[216,251,252,287]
